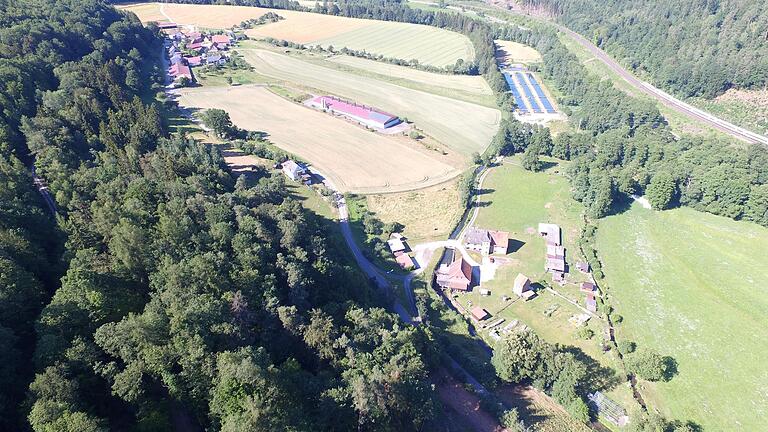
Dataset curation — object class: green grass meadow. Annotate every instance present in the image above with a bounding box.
[596,204,768,430]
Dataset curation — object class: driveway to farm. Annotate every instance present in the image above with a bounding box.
[488,3,768,146]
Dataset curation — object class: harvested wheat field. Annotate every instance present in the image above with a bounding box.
[174,85,460,193]
[121,3,473,66]
[328,55,493,96]
[240,49,501,156]
[495,40,542,65]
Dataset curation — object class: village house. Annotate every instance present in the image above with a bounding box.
[168,63,192,83]
[463,227,510,255]
[538,223,562,246]
[281,160,304,181]
[435,249,472,291]
[513,273,536,300]
[211,34,231,48]
[185,56,202,67]
[580,282,597,294]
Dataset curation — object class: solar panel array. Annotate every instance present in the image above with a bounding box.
[526,73,556,113]
[503,72,529,114]
[502,69,557,115]
[514,72,542,113]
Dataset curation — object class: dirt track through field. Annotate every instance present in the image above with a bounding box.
[240,49,501,156]
[175,86,460,193]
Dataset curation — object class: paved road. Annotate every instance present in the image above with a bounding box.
[488,4,768,146]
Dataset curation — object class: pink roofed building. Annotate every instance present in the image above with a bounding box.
[169,63,192,82]
[211,34,231,47]
[308,95,401,129]
[185,56,202,67]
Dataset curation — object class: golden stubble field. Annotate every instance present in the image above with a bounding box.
[174,85,461,193]
[120,2,474,67]
[239,49,500,156]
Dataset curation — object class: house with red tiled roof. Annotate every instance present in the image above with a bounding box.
[394,252,415,270]
[211,34,231,47]
[435,249,472,291]
[169,63,192,82]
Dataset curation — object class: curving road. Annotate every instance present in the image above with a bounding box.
[488,4,768,146]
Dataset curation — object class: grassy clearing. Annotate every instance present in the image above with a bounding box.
[494,39,542,65]
[596,204,768,431]
[239,49,501,156]
[123,2,473,67]
[365,178,463,244]
[175,85,460,193]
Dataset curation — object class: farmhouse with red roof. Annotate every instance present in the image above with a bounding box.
[435,249,472,291]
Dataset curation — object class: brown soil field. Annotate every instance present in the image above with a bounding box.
[174,85,461,193]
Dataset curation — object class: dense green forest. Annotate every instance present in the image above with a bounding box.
[522,0,768,98]
[1,1,442,430]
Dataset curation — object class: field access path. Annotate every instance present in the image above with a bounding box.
[489,4,768,146]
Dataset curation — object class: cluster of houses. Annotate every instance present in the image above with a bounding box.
[387,233,415,270]
[577,262,598,313]
[538,222,600,313]
[159,21,235,86]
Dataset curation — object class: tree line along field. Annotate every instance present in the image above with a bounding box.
[175,85,460,193]
[596,205,768,431]
[238,48,501,157]
[122,2,475,67]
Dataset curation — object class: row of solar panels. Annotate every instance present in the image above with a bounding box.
[502,71,556,114]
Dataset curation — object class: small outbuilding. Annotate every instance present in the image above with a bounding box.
[513,273,532,297]
[470,306,489,321]
[580,282,597,294]
[281,160,304,181]
[575,261,590,273]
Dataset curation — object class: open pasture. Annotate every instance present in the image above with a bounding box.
[121,2,474,67]
[328,55,493,96]
[596,205,768,430]
[175,85,459,193]
[239,49,500,156]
